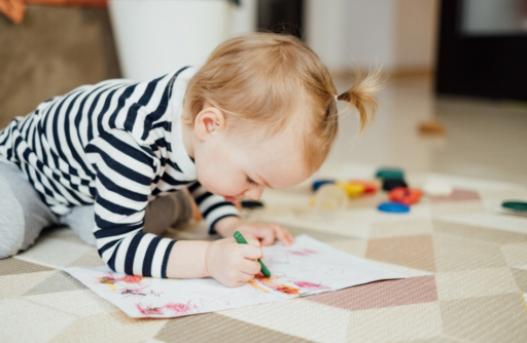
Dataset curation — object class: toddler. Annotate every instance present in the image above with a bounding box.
[0,33,377,287]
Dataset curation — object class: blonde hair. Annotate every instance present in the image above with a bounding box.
[183,32,379,172]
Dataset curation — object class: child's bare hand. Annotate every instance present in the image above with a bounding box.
[215,217,294,246]
[205,237,262,287]
[234,221,294,246]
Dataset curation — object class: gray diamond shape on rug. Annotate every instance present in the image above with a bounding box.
[25,270,86,296]
[0,257,52,275]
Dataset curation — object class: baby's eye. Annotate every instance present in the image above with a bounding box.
[246,176,257,185]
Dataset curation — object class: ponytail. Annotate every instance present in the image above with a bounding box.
[336,71,381,130]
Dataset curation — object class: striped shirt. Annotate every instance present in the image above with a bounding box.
[0,66,239,278]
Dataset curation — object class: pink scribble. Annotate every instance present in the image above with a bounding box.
[136,304,163,315]
[289,248,318,256]
[294,281,326,289]
[165,302,191,314]
[136,301,195,316]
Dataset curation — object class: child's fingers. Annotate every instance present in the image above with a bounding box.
[273,225,294,246]
[241,226,273,246]
[240,259,261,275]
[240,244,262,260]
[247,238,261,247]
[256,228,275,246]
[285,230,295,244]
[238,272,255,284]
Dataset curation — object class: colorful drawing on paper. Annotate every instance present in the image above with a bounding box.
[293,280,328,290]
[65,235,429,318]
[136,301,196,316]
[99,274,142,285]
[253,274,300,295]
[288,248,318,256]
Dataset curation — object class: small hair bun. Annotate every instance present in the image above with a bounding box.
[336,92,351,102]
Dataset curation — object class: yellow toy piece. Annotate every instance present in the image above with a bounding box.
[336,181,365,198]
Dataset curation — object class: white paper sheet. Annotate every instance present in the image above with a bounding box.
[65,235,428,318]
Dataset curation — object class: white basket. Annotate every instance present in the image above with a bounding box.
[108,0,256,80]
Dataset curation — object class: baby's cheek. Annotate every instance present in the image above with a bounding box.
[195,154,246,194]
[195,167,217,191]
[216,178,246,196]
[197,169,241,195]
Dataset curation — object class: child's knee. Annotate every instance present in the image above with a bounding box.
[0,163,54,257]
[144,191,193,234]
[61,206,97,246]
[171,191,193,226]
[0,186,25,258]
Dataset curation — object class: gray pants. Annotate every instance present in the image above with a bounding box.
[0,161,193,258]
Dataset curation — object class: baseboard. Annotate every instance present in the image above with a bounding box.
[331,67,434,80]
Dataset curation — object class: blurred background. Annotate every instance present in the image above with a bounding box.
[0,0,526,184]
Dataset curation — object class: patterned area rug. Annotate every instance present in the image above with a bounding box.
[1,170,527,342]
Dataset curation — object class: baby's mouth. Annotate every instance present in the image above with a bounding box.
[224,196,241,206]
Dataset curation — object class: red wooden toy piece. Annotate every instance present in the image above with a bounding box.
[389,187,422,205]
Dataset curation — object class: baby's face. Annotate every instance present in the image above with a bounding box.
[191,111,310,202]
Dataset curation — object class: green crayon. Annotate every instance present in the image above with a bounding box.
[233,231,271,277]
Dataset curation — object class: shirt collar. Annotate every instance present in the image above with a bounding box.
[168,66,197,180]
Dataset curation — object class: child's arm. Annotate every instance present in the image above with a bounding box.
[166,240,210,278]
[86,130,263,284]
[87,130,177,278]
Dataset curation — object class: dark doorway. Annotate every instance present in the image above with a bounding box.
[436,0,527,101]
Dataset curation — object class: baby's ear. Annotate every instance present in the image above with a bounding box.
[193,106,225,139]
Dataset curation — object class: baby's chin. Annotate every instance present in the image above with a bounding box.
[195,177,229,197]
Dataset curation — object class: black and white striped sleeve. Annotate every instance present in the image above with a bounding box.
[86,129,176,278]
[187,181,240,235]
